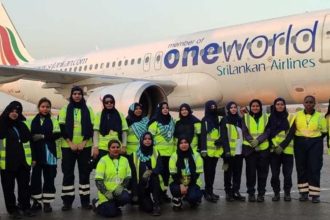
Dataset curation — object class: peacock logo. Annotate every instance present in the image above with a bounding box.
[0,25,29,66]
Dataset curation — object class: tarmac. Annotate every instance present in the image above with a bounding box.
[1,149,330,220]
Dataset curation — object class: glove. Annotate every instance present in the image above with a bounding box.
[142,169,152,181]
[32,134,44,142]
[200,151,207,158]
[104,191,114,201]
[250,139,259,148]
[274,146,283,155]
[113,185,124,197]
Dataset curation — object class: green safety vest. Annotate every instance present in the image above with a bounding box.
[226,124,240,156]
[148,121,175,156]
[95,155,131,205]
[169,151,203,187]
[271,114,295,155]
[93,112,128,151]
[243,113,269,150]
[58,105,94,148]
[205,118,223,157]
[295,110,327,138]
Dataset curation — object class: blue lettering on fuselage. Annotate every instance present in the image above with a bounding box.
[164,21,318,69]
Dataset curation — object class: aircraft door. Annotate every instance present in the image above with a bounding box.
[321,14,330,62]
[154,51,163,70]
[143,53,151,72]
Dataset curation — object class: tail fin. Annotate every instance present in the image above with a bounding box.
[0,3,33,66]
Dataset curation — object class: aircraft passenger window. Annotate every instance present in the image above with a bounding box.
[95,64,98,69]
[106,62,110,68]
[89,64,93,70]
[236,44,242,51]
[138,58,142,64]
[279,37,285,45]
[131,59,135,65]
[268,39,274,47]
[100,63,104,69]
[145,57,150,63]
[125,60,128,66]
[64,68,67,71]
[156,55,161,61]
[303,34,309,42]
[79,66,82,72]
[290,36,296,44]
[112,61,116,67]
[200,49,204,56]
[60,69,62,71]
[69,68,72,72]
[84,65,87,71]
[246,42,252,49]
[118,61,122,66]
[74,67,77,72]
[257,40,262,48]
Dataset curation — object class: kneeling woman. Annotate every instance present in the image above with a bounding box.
[169,137,203,211]
[132,132,162,216]
[94,140,131,217]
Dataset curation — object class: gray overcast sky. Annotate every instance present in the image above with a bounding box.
[1,0,330,59]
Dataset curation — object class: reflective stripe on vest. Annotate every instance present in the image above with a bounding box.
[243,114,269,150]
[226,124,239,156]
[205,121,223,157]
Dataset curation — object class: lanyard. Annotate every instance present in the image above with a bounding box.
[12,126,21,143]
[305,114,314,128]
[112,158,120,176]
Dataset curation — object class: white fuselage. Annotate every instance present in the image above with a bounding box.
[1,10,330,109]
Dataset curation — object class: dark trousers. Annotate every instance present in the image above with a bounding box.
[160,156,170,188]
[294,136,323,196]
[0,166,31,213]
[224,155,243,194]
[61,147,91,205]
[170,183,202,206]
[138,175,161,213]
[270,153,293,194]
[245,148,270,195]
[96,190,130,217]
[203,156,219,194]
[31,163,57,203]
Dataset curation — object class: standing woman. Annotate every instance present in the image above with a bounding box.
[200,100,222,203]
[326,99,330,156]
[220,101,245,202]
[30,98,62,212]
[242,99,270,202]
[93,94,128,161]
[131,132,162,216]
[174,103,201,152]
[169,137,203,211]
[0,101,34,218]
[294,95,327,203]
[58,86,94,210]
[148,102,175,202]
[268,98,295,202]
[126,103,149,155]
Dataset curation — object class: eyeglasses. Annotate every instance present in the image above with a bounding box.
[104,100,114,104]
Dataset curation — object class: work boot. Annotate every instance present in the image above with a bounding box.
[257,194,265,202]
[212,192,220,200]
[284,193,291,202]
[152,203,161,216]
[248,194,256,202]
[272,193,280,202]
[9,210,22,219]
[233,192,246,201]
[30,200,41,211]
[172,197,182,212]
[43,203,52,213]
[204,192,217,203]
[226,193,234,202]
[22,209,36,217]
[61,203,72,211]
[311,196,320,203]
[299,193,308,202]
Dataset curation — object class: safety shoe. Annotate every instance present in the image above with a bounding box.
[22,209,36,217]
[272,193,280,202]
[9,210,22,219]
[204,192,217,203]
[226,193,235,202]
[312,196,320,203]
[257,195,265,202]
[248,194,256,202]
[299,193,308,202]
[61,204,72,211]
[233,192,246,201]
[81,203,93,210]
[43,203,52,213]
[30,201,42,211]
[212,192,220,200]
[284,193,291,202]
[152,203,161,216]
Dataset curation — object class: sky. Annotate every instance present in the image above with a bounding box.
[1,0,330,59]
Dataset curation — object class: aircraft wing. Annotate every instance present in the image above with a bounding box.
[0,65,176,94]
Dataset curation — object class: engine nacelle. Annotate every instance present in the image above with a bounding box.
[86,81,167,116]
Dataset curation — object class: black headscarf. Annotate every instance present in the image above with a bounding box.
[249,99,263,122]
[225,101,242,128]
[126,102,143,126]
[268,97,289,139]
[174,103,200,142]
[325,99,330,118]
[99,94,122,138]
[139,132,154,157]
[31,113,53,138]
[202,100,219,132]
[65,86,93,140]
[176,137,196,177]
[148,102,172,126]
[0,101,27,137]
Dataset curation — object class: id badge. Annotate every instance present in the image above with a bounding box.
[115,177,121,184]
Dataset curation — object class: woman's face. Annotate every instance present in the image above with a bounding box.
[142,134,152,147]
[39,102,51,116]
[250,102,261,114]
[229,104,238,115]
[72,91,82,103]
[180,107,189,117]
[275,100,285,112]
[134,105,143,117]
[104,97,114,110]
[179,139,190,152]
[109,142,120,157]
[161,104,169,115]
[9,109,18,120]
[303,96,315,112]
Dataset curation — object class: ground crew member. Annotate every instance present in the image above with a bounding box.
[220,101,245,202]
[174,103,201,152]
[30,98,62,212]
[148,102,175,203]
[93,140,131,217]
[0,101,34,218]
[268,98,295,202]
[59,86,94,210]
[200,100,222,203]
[242,99,270,202]
[131,132,162,216]
[169,137,203,211]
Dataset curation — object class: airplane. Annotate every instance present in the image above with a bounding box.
[0,3,330,115]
